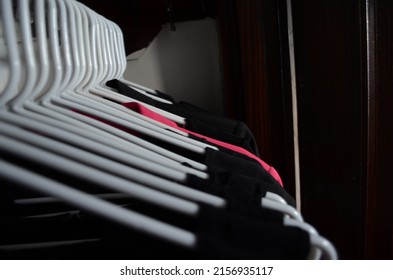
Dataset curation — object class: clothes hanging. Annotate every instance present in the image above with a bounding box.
[0,0,337,260]
[106,79,260,156]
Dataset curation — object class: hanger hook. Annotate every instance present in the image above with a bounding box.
[165,0,176,32]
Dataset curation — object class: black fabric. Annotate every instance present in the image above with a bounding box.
[186,174,286,219]
[0,161,300,259]
[154,90,175,103]
[143,135,294,207]
[106,79,259,156]
[0,210,194,260]
[106,79,155,105]
[148,132,288,203]
[203,146,278,185]
[143,133,294,207]
[0,203,309,260]
[187,164,295,209]
[0,80,303,260]
[185,118,259,156]
[196,205,310,260]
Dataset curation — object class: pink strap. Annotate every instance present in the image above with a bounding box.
[123,102,283,187]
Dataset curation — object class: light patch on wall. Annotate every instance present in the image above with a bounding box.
[124,19,223,115]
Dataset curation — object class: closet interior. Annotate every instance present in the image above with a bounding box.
[0,0,337,259]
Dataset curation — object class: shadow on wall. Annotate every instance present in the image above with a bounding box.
[123,19,224,115]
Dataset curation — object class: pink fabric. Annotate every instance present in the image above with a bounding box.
[124,102,283,187]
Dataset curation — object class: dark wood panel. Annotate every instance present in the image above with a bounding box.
[292,0,367,259]
[364,0,393,259]
[215,0,246,120]
[235,0,272,160]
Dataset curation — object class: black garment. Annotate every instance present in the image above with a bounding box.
[0,202,309,260]
[0,149,300,260]
[143,134,294,206]
[188,166,295,210]
[155,90,175,103]
[106,79,259,156]
[0,210,194,260]
[185,118,258,157]
[196,205,310,260]
[1,154,298,260]
[202,146,279,185]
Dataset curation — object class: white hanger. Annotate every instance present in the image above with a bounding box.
[8,0,199,178]
[263,192,337,259]
[2,1,206,184]
[0,160,196,248]
[0,151,337,259]
[38,0,210,175]
[48,1,215,155]
[33,0,217,170]
[77,4,180,130]
[283,217,338,260]
[3,158,335,258]
[0,120,226,208]
[1,0,211,207]
[68,3,188,136]
[1,1,214,217]
[1,0,338,259]
[283,217,320,260]
[0,134,200,215]
[0,0,21,106]
[261,197,304,222]
[4,0,210,178]
[265,191,289,205]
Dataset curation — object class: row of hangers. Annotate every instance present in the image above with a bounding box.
[0,0,337,259]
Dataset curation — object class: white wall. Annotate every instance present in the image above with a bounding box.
[123,19,224,115]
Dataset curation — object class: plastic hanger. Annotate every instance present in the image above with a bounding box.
[0,160,196,248]
[282,217,337,259]
[1,0,203,179]
[47,1,217,156]
[0,134,201,215]
[67,3,189,138]
[261,197,304,222]
[33,0,217,171]
[0,0,219,215]
[265,191,289,205]
[80,9,275,178]
[263,192,336,259]
[2,0,284,210]
[0,120,225,208]
[265,192,322,260]
[4,0,210,178]
[1,0,338,259]
[0,0,270,195]
[77,4,181,131]
[283,217,320,260]
[23,2,210,178]
[0,0,21,106]
[4,154,332,258]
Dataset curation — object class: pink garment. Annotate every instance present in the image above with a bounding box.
[124,102,283,187]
